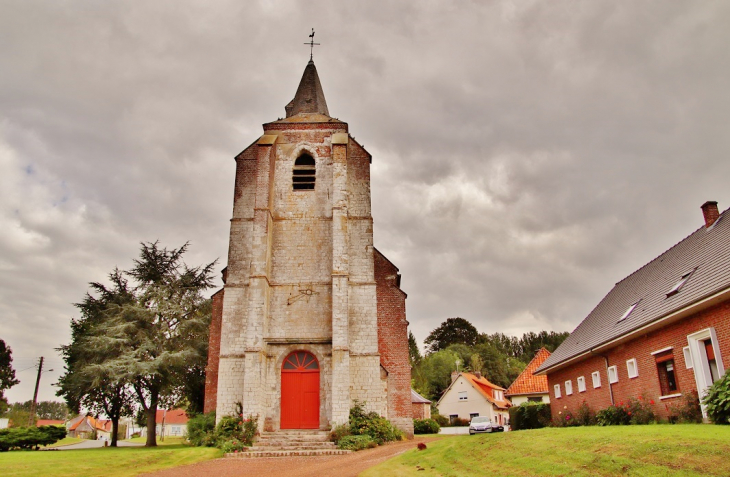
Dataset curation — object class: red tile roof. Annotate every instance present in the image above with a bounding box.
[36,419,64,427]
[506,348,551,396]
[460,372,511,410]
[155,409,189,425]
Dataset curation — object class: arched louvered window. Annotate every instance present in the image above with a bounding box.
[293,153,316,190]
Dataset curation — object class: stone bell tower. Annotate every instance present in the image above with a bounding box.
[207,58,412,436]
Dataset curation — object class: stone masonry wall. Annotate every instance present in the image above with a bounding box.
[203,288,224,413]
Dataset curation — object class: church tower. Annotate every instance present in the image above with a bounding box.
[206,58,412,436]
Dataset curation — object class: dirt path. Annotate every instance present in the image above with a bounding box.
[144,437,440,477]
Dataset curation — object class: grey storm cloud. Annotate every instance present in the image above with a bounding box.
[1,0,729,402]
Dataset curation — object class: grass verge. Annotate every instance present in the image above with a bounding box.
[363,424,730,477]
[0,444,221,477]
[125,436,186,446]
[41,436,84,448]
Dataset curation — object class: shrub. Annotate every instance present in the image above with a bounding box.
[329,423,351,443]
[575,401,595,426]
[509,402,551,430]
[703,369,730,424]
[186,411,217,447]
[594,397,655,426]
[432,414,449,427]
[0,425,67,451]
[348,401,404,445]
[668,390,703,423]
[413,418,440,434]
[337,434,376,451]
[596,404,630,426]
[214,413,258,451]
[450,417,470,427]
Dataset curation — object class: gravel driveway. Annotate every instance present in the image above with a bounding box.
[144,437,440,477]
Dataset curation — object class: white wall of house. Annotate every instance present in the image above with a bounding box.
[0,418,8,429]
[437,376,508,424]
[157,423,187,437]
[509,393,550,406]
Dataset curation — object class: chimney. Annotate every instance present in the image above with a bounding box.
[474,371,482,379]
[451,371,459,383]
[701,201,720,228]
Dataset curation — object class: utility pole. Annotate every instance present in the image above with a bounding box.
[28,356,43,427]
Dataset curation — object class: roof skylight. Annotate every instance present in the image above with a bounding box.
[618,301,640,322]
[666,269,696,297]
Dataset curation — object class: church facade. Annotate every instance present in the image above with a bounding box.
[203,59,413,436]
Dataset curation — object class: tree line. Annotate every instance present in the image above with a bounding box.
[410,317,568,401]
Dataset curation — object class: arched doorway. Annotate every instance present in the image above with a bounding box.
[280,350,320,429]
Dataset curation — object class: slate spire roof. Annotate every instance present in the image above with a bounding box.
[537,205,730,374]
[285,60,330,118]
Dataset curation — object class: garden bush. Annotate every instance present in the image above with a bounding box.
[509,402,551,430]
[432,414,449,427]
[703,369,730,424]
[341,401,403,446]
[450,417,470,427]
[668,390,703,423]
[337,434,377,451]
[213,413,258,451]
[186,411,217,447]
[0,425,67,451]
[329,423,351,443]
[595,398,655,426]
[413,418,440,434]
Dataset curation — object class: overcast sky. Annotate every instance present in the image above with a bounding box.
[2,1,729,404]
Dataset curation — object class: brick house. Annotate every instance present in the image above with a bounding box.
[505,347,551,405]
[203,59,413,437]
[411,389,432,419]
[437,372,511,426]
[536,202,729,421]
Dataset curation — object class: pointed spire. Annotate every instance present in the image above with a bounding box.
[285,60,330,118]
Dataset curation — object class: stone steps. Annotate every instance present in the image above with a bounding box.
[225,429,347,458]
[226,449,351,458]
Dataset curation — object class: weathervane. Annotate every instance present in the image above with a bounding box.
[304,28,320,61]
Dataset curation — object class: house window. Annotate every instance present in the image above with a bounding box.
[666,269,695,297]
[449,414,458,424]
[528,396,543,403]
[565,380,573,395]
[577,376,586,393]
[292,153,316,190]
[608,365,618,384]
[591,371,601,388]
[493,390,503,401]
[554,384,562,398]
[655,350,679,396]
[683,346,693,369]
[627,358,639,379]
[470,413,479,419]
[458,391,468,401]
[618,301,640,322]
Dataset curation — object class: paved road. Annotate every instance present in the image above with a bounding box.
[52,439,144,450]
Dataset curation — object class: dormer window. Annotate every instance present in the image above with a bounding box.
[618,300,640,322]
[293,153,315,190]
[666,269,696,297]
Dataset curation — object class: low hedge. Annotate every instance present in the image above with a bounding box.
[413,418,440,434]
[337,434,377,450]
[509,402,551,430]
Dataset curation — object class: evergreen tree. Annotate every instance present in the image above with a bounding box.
[93,242,214,446]
[0,340,20,414]
[408,331,422,366]
[57,268,136,446]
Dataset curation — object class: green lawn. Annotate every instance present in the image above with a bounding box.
[363,424,730,477]
[41,436,84,448]
[125,436,186,446]
[0,444,221,477]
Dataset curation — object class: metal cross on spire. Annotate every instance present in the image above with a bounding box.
[304,28,320,61]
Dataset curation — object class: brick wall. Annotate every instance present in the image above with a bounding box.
[375,249,414,437]
[203,288,224,413]
[547,299,730,421]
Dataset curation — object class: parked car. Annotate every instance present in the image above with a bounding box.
[469,416,494,434]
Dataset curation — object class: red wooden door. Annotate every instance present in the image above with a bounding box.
[281,351,320,429]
